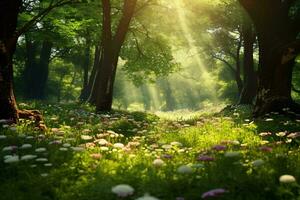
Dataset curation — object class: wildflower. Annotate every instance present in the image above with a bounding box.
[4,155,19,163]
[201,188,228,199]
[41,173,49,177]
[35,147,47,153]
[177,165,193,174]
[44,163,53,167]
[161,154,173,159]
[0,135,7,139]
[90,153,102,160]
[81,135,93,141]
[287,132,300,139]
[135,194,160,200]
[2,146,18,152]
[279,175,296,183]
[63,143,71,148]
[153,159,165,167]
[259,132,272,137]
[276,132,286,137]
[197,155,215,162]
[252,159,265,167]
[212,145,227,151]
[21,155,37,161]
[224,151,240,158]
[100,147,109,151]
[171,141,183,147]
[71,147,85,152]
[20,144,32,149]
[98,139,109,146]
[259,146,272,152]
[59,147,68,151]
[162,144,172,150]
[112,184,134,197]
[36,158,48,162]
[114,143,125,149]
[9,126,17,131]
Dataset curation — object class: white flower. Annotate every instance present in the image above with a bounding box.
[81,135,93,141]
[112,184,134,197]
[224,151,240,158]
[26,136,34,140]
[279,175,296,183]
[9,127,17,131]
[135,194,160,200]
[98,139,109,146]
[35,147,47,153]
[59,147,68,151]
[2,125,9,128]
[36,158,48,162]
[62,143,71,148]
[21,155,37,161]
[41,173,49,177]
[113,143,125,149]
[170,141,183,147]
[153,159,165,167]
[252,159,264,167]
[4,155,19,163]
[20,144,32,149]
[44,163,53,167]
[177,165,193,174]
[0,135,7,139]
[2,146,17,151]
[72,147,85,152]
[100,147,109,151]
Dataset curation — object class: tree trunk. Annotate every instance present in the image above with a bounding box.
[239,0,300,116]
[92,0,137,112]
[0,0,21,121]
[239,18,257,105]
[235,36,243,96]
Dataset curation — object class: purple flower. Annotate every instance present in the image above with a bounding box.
[162,154,173,159]
[197,155,215,162]
[201,188,228,199]
[212,145,227,151]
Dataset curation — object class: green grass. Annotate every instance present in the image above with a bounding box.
[1,102,300,200]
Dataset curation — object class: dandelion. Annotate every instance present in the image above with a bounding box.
[201,188,228,199]
[177,165,193,174]
[111,184,134,197]
[153,159,165,167]
[135,194,160,200]
[279,175,296,183]
[4,155,19,163]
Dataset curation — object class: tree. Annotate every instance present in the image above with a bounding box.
[239,0,300,116]
[0,0,77,121]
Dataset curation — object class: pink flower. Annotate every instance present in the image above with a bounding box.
[212,145,227,151]
[201,188,228,199]
[197,155,215,162]
[162,154,173,159]
[259,146,273,152]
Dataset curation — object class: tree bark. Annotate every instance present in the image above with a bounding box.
[0,1,21,121]
[92,0,137,112]
[239,18,257,105]
[239,0,300,116]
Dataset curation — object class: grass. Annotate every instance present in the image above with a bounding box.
[1,102,300,200]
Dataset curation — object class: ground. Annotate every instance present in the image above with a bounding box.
[1,103,300,200]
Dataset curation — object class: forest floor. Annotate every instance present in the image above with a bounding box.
[1,103,300,200]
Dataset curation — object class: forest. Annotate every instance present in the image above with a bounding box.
[0,0,300,199]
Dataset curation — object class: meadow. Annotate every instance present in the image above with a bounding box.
[0,103,300,200]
